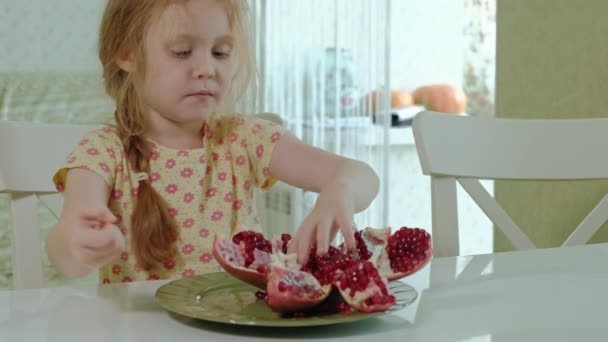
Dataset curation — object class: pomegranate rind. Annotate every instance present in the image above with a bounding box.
[212,233,267,289]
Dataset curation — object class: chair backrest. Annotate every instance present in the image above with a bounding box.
[0,121,100,289]
[412,110,608,257]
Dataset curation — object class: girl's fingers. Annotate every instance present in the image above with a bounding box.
[315,218,333,256]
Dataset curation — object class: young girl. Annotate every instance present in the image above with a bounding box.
[46,0,379,283]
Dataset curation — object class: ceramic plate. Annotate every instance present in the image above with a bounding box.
[155,272,417,327]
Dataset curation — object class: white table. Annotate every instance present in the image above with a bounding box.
[3,243,608,341]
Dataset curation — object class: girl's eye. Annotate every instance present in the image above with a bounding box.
[213,51,231,59]
[173,50,192,58]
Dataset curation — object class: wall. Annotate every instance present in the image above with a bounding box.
[495,0,608,251]
[0,0,104,72]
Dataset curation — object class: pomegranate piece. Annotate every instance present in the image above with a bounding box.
[265,253,332,313]
[343,226,433,281]
[335,260,396,313]
[213,230,292,289]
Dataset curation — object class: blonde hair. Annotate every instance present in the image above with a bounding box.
[98,0,254,271]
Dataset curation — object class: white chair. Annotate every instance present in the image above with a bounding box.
[413,110,608,257]
[0,121,99,289]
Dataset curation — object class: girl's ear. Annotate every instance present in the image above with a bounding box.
[116,50,136,73]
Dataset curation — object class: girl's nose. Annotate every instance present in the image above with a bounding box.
[193,57,215,80]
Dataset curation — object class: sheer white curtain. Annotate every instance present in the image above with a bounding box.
[243,0,392,236]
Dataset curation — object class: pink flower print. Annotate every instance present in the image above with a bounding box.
[206,187,217,198]
[102,278,111,284]
[232,175,238,186]
[199,228,210,238]
[218,172,227,182]
[119,226,127,235]
[106,148,116,158]
[230,132,239,142]
[56,183,65,192]
[198,204,206,213]
[99,162,110,173]
[180,167,193,178]
[168,207,179,217]
[67,155,77,164]
[263,167,270,177]
[182,269,195,278]
[240,138,248,148]
[243,180,252,191]
[147,274,160,280]
[134,264,143,273]
[120,252,129,261]
[211,210,224,222]
[271,132,282,143]
[205,166,212,175]
[131,188,139,197]
[116,164,124,172]
[182,218,194,229]
[182,244,195,255]
[165,184,178,194]
[199,154,206,164]
[151,150,160,160]
[79,139,89,146]
[252,123,262,134]
[122,277,133,283]
[184,192,194,203]
[212,152,219,161]
[164,259,176,270]
[199,253,213,264]
[233,200,243,210]
[225,152,233,160]
[150,172,161,183]
[256,145,264,158]
[236,155,246,166]
[113,189,124,200]
[165,159,176,169]
[224,192,234,203]
[112,265,121,275]
[178,149,189,157]
[87,148,100,156]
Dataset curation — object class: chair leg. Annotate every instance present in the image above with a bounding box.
[9,193,45,289]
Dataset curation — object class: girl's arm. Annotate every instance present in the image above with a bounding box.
[268,132,380,265]
[46,169,124,277]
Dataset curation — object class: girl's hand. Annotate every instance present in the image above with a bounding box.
[288,181,358,265]
[62,207,125,272]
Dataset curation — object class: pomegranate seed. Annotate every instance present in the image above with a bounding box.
[278,281,287,292]
[337,302,351,314]
[255,291,267,300]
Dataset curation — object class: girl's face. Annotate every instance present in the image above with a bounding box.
[140,0,236,129]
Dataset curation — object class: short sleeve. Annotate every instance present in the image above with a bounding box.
[53,128,122,191]
[234,116,284,191]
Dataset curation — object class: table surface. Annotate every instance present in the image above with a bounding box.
[3,243,608,342]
